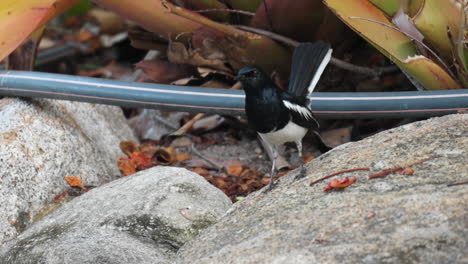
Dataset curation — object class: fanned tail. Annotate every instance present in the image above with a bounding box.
[288,41,332,97]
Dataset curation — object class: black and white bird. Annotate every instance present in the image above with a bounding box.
[236,41,332,190]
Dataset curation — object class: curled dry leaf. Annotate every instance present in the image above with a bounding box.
[131,152,153,169]
[324,177,357,192]
[399,167,414,175]
[64,176,88,191]
[117,157,137,176]
[153,147,176,165]
[120,141,138,156]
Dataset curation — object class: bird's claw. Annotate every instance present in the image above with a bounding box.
[294,164,307,180]
[263,180,278,193]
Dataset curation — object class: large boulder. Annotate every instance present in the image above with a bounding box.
[0,166,232,264]
[0,98,136,244]
[175,114,468,264]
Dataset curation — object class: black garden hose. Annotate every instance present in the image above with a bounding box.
[0,71,467,119]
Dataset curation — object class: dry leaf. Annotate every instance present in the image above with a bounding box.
[131,152,153,169]
[64,176,87,191]
[117,157,137,176]
[324,177,357,192]
[399,167,414,175]
[224,160,243,177]
[153,147,176,165]
[135,59,196,84]
[120,141,138,156]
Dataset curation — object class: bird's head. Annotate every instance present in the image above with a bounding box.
[236,66,269,91]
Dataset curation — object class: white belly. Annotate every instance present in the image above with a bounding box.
[259,121,308,145]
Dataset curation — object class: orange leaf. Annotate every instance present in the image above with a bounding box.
[131,152,153,170]
[225,160,242,177]
[120,141,138,156]
[399,167,414,175]
[64,176,87,191]
[324,177,357,192]
[117,157,137,176]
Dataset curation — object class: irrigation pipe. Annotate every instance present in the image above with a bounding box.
[0,71,467,119]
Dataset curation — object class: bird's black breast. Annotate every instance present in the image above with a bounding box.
[245,86,290,133]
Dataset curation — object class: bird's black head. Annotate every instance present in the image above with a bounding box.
[236,66,270,92]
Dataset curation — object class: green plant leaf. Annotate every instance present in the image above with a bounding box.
[368,0,400,16]
[324,0,461,89]
[413,0,462,61]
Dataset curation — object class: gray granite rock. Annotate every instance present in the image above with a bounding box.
[0,166,232,264]
[0,98,136,245]
[175,114,468,264]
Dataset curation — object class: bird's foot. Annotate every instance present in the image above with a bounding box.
[294,164,307,180]
[263,180,278,193]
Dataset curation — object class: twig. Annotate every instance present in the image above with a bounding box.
[172,113,205,136]
[234,25,398,76]
[195,8,255,16]
[235,25,299,47]
[171,82,241,136]
[310,168,370,186]
[368,167,403,179]
[162,1,250,39]
[368,157,431,179]
[191,143,223,170]
[447,181,468,187]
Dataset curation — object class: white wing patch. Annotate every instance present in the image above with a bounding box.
[283,100,314,120]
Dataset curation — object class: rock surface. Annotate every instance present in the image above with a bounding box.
[0,166,232,264]
[0,98,136,244]
[175,114,468,264]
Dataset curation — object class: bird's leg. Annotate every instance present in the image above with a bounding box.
[266,145,278,191]
[294,140,306,179]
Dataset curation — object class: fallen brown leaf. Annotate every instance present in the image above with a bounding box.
[131,152,153,170]
[117,157,137,176]
[64,176,88,191]
[153,147,176,165]
[399,167,414,175]
[324,177,357,192]
[224,160,243,177]
[120,141,138,156]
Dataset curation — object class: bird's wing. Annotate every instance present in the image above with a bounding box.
[281,93,319,130]
[288,41,332,97]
